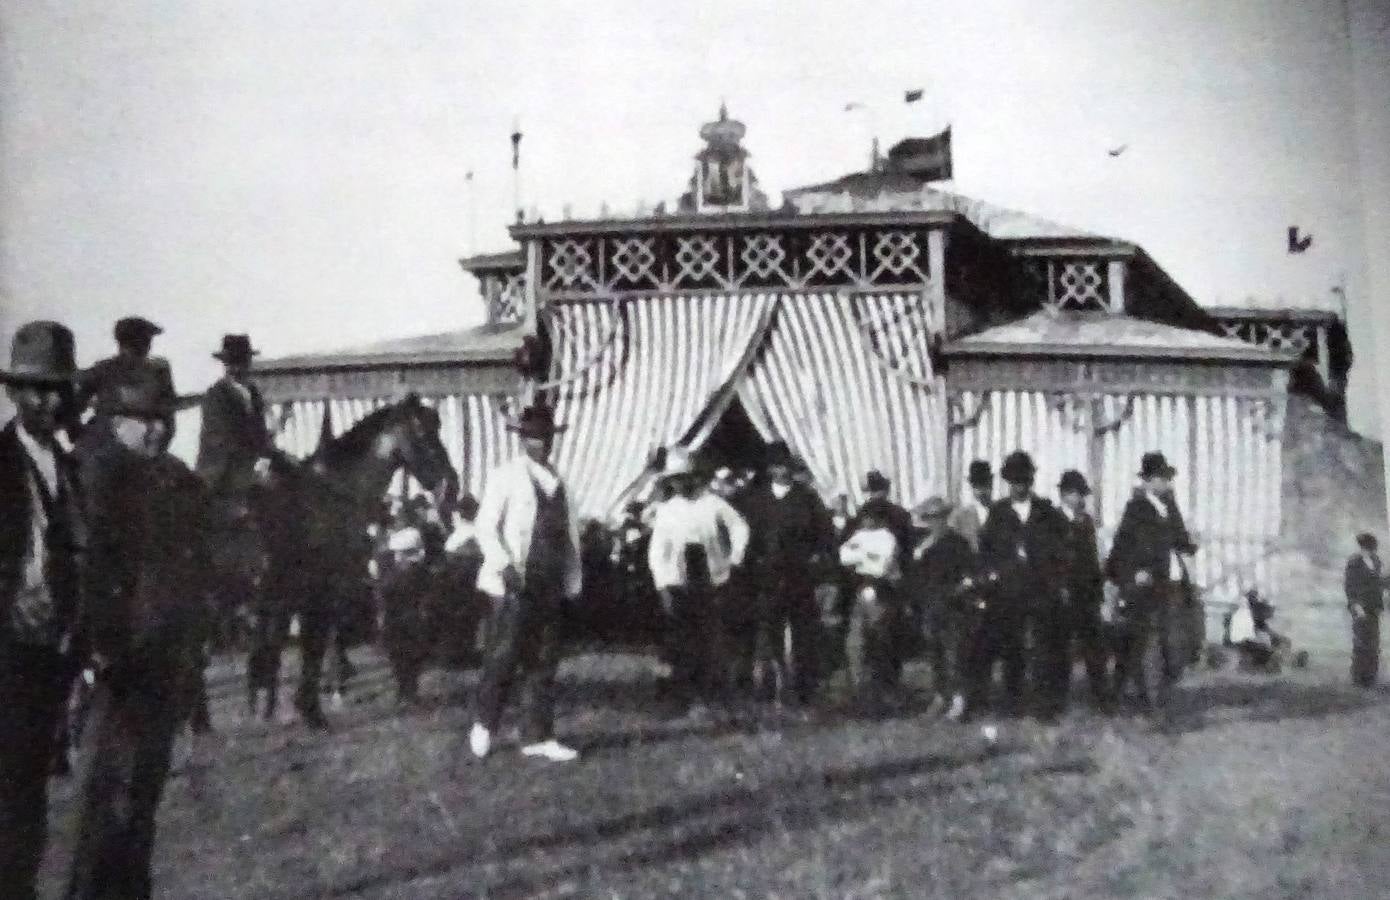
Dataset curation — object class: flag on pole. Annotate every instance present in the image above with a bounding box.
[510,119,522,170]
[904,88,924,103]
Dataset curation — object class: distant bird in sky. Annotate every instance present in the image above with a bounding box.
[1107,144,1128,157]
[1288,226,1313,253]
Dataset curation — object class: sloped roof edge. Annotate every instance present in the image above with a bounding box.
[255,322,526,372]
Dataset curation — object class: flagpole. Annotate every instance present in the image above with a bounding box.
[465,169,477,256]
[511,117,523,223]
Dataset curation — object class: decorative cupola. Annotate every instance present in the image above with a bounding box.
[678,103,770,214]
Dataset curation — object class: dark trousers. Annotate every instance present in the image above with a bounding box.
[0,641,73,900]
[922,607,966,699]
[758,573,823,702]
[1352,612,1381,686]
[720,572,759,691]
[963,605,1027,715]
[1113,582,1180,710]
[660,583,727,704]
[844,579,903,692]
[1033,595,1108,714]
[475,588,562,744]
[66,651,199,900]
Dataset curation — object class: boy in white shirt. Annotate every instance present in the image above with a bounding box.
[648,451,749,712]
[838,498,905,693]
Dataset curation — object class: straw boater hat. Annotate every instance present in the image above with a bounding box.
[213,334,259,364]
[1,321,77,386]
[504,400,566,439]
[912,495,954,527]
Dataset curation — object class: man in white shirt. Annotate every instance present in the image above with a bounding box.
[1,321,86,900]
[469,402,584,763]
[648,450,749,711]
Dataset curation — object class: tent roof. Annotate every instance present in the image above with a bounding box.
[255,321,526,371]
[458,249,524,273]
[942,311,1300,364]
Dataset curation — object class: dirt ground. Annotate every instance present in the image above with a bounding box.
[36,648,1390,899]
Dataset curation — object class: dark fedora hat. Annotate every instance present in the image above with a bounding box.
[96,368,175,419]
[1139,452,1176,480]
[114,316,162,344]
[505,400,566,438]
[1000,450,1036,483]
[1,321,77,386]
[1357,532,1379,551]
[1058,469,1091,496]
[967,459,993,487]
[862,469,891,493]
[213,334,260,364]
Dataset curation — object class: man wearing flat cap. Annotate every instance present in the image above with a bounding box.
[74,317,177,445]
[1105,452,1197,716]
[971,450,1070,721]
[67,365,215,900]
[470,400,584,763]
[0,321,88,900]
[904,495,976,719]
[1345,532,1386,687]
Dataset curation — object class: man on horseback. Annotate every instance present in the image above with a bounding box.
[1,322,87,900]
[68,363,215,900]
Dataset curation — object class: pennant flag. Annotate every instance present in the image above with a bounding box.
[510,120,522,170]
[886,125,952,182]
[904,88,924,103]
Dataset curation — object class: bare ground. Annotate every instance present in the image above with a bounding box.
[37,649,1390,899]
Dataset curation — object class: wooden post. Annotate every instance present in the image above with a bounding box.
[1107,260,1126,314]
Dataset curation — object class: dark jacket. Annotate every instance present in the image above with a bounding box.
[196,376,273,495]
[0,421,86,648]
[1105,490,1197,588]
[850,499,915,563]
[904,528,976,618]
[978,494,1070,605]
[79,435,215,668]
[743,483,833,579]
[76,355,177,417]
[1059,509,1104,601]
[1345,552,1385,614]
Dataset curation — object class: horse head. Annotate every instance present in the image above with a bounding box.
[378,394,459,512]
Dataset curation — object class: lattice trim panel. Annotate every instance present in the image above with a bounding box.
[484,272,528,324]
[1217,320,1316,355]
[536,227,935,297]
[1023,258,1111,312]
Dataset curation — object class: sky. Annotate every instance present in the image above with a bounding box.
[0,0,1384,462]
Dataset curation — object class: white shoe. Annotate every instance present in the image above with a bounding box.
[469,723,491,759]
[946,694,966,722]
[520,739,579,762]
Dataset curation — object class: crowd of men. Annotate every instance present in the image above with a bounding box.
[3,314,1387,898]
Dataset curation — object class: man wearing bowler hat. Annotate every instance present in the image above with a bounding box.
[469,400,584,763]
[1054,470,1109,710]
[67,366,215,900]
[196,333,276,497]
[0,321,87,900]
[949,459,995,553]
[971,450,1069,721]
[1345,532,1385,687]
[75,316,177,444]
[1105,452,1198,716]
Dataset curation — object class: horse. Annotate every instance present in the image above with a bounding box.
[242,394,458,728]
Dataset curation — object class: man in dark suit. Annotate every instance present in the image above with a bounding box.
[0,321,87,900]
[853,469,914,562]
[903,496,976,718]
[969,450,1069,721]
[1345,532,1385,687]
[1054,470,1108,709]
[68,366,216,900]
[1104,452,1198,715]
[196,333,276,498]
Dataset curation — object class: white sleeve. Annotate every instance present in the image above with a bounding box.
[475,465,511,568]
[717,498,750,566]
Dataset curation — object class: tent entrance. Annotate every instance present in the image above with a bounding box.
[693,394,770,476]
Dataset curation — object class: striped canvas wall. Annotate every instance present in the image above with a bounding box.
[949,387,1284,599]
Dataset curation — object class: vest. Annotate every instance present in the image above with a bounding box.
[525,475,571,599]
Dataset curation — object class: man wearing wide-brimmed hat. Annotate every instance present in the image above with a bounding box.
[469,400,584,763]
[972,450,1070,722]
[948,459,995,553]
[905,495,976,719]
[1104,451,1198,716]
[0,321,87,900]
[196,333,276,497]
[74,316,177,443]
[1345,532,1386,687]
[67,365,215,900]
